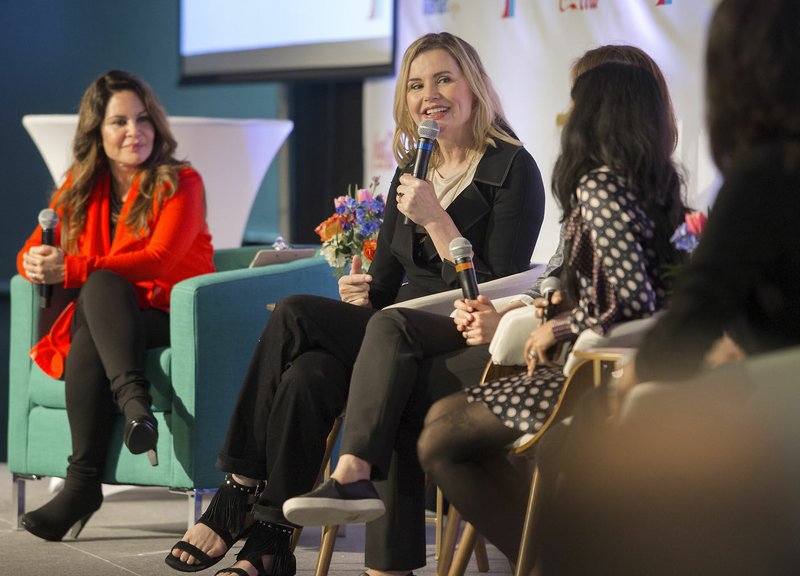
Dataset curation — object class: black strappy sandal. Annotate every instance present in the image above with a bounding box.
[166,474,263,573]
[214,520,296,576]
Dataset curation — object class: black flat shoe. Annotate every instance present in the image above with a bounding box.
[283,478,385,526]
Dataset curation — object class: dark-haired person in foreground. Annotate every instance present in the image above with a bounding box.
[535,2,800,573]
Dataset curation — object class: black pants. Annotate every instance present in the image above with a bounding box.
[217,295,374,520]
[341,307,491,569]
[218,295,490,570]
[65,270,170,476]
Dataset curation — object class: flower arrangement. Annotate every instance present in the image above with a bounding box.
[663,210,708,283]
[315,176,384,277]
[670,210,708,253]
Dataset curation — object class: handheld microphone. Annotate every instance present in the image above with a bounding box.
[404,119,440,225]
[37,208,59,309]
[449,237,479,300]
[540,276,561,321]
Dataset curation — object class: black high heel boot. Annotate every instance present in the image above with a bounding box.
[214,520,296,576]
[115,372,158,466]
[122,396,159,466]
[21,468,103,542]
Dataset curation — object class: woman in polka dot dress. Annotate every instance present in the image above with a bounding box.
[418,61,688,563]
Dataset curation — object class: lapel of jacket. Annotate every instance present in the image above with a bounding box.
[417,139,521,263]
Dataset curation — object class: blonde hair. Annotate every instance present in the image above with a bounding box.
[391,32,520,168]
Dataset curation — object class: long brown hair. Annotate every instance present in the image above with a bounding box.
[56,70,185,252]
[565,44,679,154]
[391,32,520,168]
[553,63,687,301]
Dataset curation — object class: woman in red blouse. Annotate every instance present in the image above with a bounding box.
[17,70,215,542]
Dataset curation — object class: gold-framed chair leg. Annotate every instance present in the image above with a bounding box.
[474,534,490,572]
[290,525,303,553]
[290,413,345,573]
[514,466,541,576]
[448,521,478,576]
[315,524,339,576]
[435,486,444,559]
[438,506,462,576]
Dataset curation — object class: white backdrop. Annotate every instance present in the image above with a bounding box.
[364,0,720,263]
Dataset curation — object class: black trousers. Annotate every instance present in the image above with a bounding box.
[217,295,374,521]
[217,295,489,570]
[65,270,170,476]
[342,308,491,569]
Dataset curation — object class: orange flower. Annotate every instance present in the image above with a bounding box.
[362,238,377,261]
[314,214,344,242]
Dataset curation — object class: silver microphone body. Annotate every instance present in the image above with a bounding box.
[449,237,479,300]
[37,208,59,309]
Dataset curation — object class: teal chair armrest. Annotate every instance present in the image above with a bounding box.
[8,275,38,471]
[167,255,339,487]
[8,257,340,488]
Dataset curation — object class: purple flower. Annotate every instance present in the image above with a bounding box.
[670,222,700,253]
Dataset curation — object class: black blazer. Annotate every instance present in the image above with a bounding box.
[368,138,545,308]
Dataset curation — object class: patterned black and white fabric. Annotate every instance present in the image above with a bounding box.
[467,167,672,433]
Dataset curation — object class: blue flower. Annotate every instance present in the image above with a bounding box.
[670,222,700,253]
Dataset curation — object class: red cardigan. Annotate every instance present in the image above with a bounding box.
[17,167,216,378]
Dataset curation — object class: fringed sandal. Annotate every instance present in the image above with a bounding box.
[166,474,263,573]
[214,520,296,576]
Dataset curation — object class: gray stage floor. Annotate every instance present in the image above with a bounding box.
[0,463,511,575]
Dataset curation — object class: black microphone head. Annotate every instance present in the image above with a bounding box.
[540,276,561,297]
[418,119,440,141]
[449,237,473,261]
[38,208,59,230]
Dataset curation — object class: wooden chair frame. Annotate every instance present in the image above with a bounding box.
[441,348,630,576]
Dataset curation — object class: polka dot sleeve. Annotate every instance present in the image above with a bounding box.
[565,170,659,337]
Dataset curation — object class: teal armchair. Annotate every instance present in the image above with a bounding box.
[7,249,339,528]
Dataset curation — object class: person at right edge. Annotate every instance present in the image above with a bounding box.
[533,2,800,574]
[166,32,545,576]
